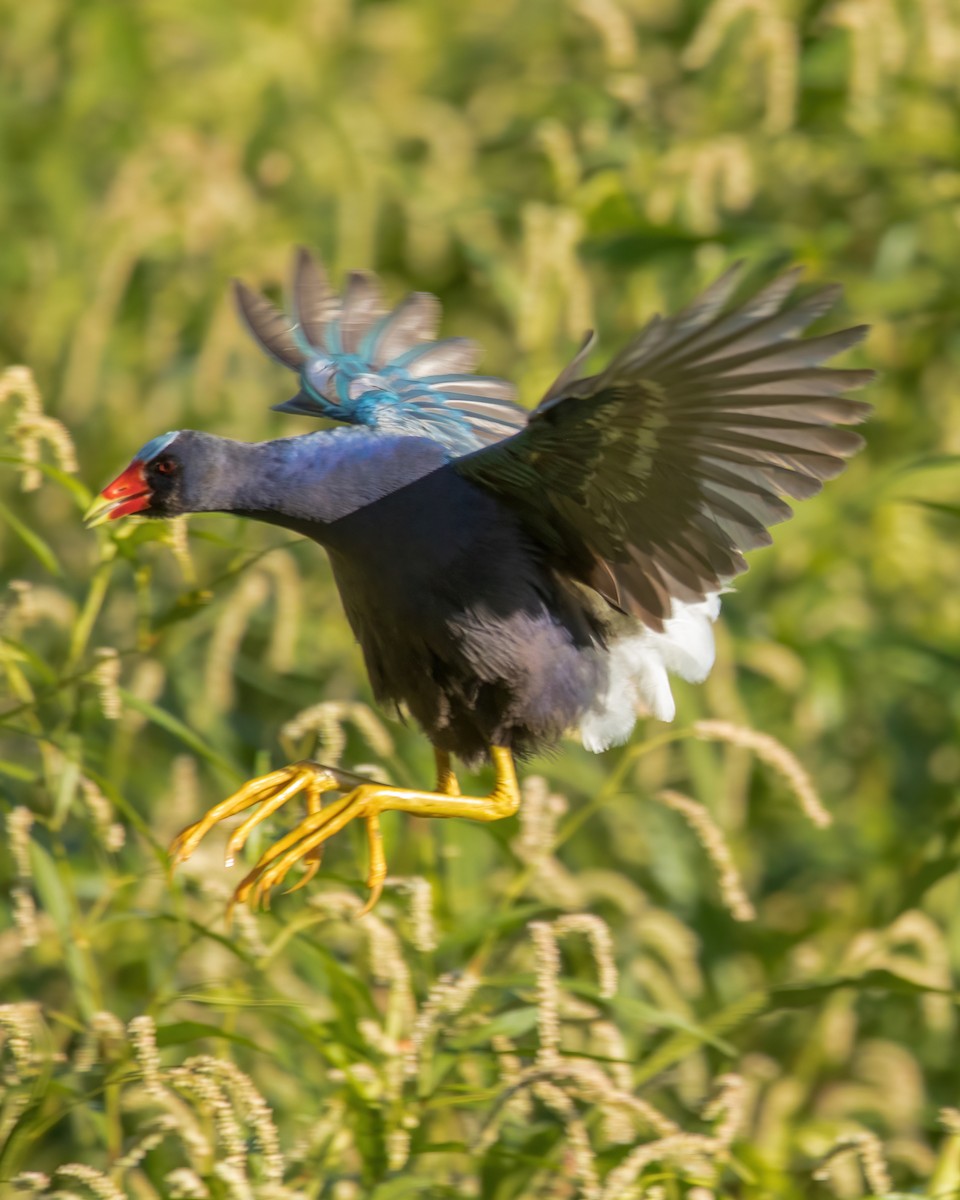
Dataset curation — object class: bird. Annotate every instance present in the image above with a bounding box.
[85,248,872,914]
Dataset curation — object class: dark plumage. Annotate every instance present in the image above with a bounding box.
[86,254,872,908]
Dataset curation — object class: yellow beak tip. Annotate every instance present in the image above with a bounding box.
[83,496,116,528]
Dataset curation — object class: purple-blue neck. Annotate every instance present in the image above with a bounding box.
[171,428,452,540]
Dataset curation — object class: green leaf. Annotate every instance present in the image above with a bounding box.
[634,969,959,1085]
[0,758,38,782]
[29,840,100,1020]
[152,588,215,631]
[0,496,61,574]
[448,1006,539,1049]
[569,979,739,1053]
[155,1020,262,1053]
[151,914,258,969]
[369,1179,442,1199]
[906,498,960,520]
[51,745,81,828]
[118,689,241,780]
[0,454,91,506]
[769,967,958,1006]
[633,989,769,1086]
[897,453,960,474]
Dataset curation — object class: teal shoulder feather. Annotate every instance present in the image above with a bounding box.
[234,248,528,455]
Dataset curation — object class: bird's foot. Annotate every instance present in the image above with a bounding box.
[230,746,518,913]
[168,760,382,907]
[168,748,518,916]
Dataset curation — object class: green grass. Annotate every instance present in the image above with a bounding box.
[2,1,960,1196]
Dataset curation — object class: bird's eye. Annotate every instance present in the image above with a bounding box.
[154,458,178,476]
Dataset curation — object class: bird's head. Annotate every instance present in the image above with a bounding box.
[84,430,199,526]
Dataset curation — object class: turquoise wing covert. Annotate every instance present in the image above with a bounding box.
[454,265,874,629]
[235,248,528,455]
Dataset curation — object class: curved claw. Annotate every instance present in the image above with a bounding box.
[168,823,202,868]
[169,764,303,866]
[252,868,282,910]
[223,767,337,865]
[229,866,262,913]
[355,877,384,918]
[283,854,322,895]
[256,850,304,905]
[230,785,374,910]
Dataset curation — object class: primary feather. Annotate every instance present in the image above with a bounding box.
[234,248,528,454]
[455,263,872,631]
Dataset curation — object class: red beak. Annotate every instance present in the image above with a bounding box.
[84,460,152,526]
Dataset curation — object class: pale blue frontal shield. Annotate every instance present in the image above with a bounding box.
[134,431,180,463]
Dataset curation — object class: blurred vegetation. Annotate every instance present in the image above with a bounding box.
[2,0,960,1196]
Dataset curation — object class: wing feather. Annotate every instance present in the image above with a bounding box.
[395,338,481,377]
[369,292,440,365]
[233,281,307,370]
[338,272,386,355]
[456,266,873,628]
[291,247,338,348]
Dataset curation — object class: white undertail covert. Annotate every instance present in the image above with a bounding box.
[579,594,722,752]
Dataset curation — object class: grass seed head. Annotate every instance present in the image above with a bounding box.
[554,913,618,998]
[80,776,125,851]
[7,806,34,879]
[9,1174,51,1196]
[205,572,271,713]
[408,970,480,1077]
[384,875,437,952]
[0,1002,43,1084]
[532,1080,600,1200]
[656,790,755,922]
[11,886,39,949]
[74,1011,126,1073]
[387,1127,411,1171]
[693,720,832,829]
[93,647,122,720]
[128,1014,163,1098]
[530,920,563,1066]
[53,1164,125,1200]
[0,366,77,490]
[164,1168,210,1199]
[813,1130,893,1196]
[280,700,392,764]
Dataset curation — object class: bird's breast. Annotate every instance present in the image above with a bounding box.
[323,464,519,589]
[322,468,603,761]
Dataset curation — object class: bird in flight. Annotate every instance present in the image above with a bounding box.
[86,249,872,914]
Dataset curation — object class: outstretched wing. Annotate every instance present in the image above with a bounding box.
[454,265,873,629]
[233,248,528,454]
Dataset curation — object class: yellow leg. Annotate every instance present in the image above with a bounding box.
[434,748,461,797]
[169,747,519,914]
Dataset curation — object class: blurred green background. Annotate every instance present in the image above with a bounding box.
[2,1,960,1196]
